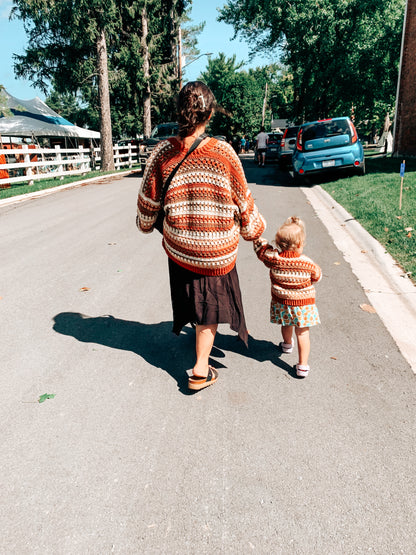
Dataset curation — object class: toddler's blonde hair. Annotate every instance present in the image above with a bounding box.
[275,216,306,251]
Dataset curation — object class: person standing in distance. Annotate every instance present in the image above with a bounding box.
[256,126,268,167]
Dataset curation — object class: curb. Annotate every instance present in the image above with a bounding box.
[0,169,140,208]
[303,184,416,374]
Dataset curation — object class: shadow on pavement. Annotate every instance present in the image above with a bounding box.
[52,312,296,395]
[241,156,294,188]
[240,155,369,188]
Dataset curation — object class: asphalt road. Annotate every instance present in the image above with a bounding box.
[1,159,415,554]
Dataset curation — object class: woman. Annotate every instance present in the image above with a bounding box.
[137,81,265,391]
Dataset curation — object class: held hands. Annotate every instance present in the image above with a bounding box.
[253,236,269,252]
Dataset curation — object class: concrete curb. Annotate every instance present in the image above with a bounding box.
[303,184,416,374]
[0,169,139,207]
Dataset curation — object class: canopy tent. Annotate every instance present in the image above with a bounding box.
[0,89,100,142]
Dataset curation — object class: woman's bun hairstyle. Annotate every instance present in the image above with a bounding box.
[177,81,216,138]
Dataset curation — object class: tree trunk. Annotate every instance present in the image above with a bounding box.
[141,7,152,138]
[96,28,114,171]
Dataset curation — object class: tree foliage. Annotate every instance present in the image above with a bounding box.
[200,54,292,139]
[11,0,189,143]
[219,0,405,132]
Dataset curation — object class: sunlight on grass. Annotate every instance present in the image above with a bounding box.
[320,157,416,283]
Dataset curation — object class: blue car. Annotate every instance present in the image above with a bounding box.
[292,117,365,180]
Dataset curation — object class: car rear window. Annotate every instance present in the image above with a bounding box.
[302,120,351,143]
[151,124,178,138]
[285,127,299,138]
[268,133,282,142]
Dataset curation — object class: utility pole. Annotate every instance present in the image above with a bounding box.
[261,83,268,127]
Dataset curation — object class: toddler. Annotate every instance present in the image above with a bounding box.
[253,216,322,377]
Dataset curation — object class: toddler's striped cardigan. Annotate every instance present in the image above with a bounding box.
[137,137,266,275]
[254,238,322,306]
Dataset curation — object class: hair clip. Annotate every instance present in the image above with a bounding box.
[198,95,206,109]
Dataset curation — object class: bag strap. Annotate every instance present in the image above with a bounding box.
[159,133,208,208]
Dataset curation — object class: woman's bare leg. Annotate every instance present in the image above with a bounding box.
[193,324,218,377]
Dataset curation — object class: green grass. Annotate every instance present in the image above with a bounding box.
[320,156,416,283]
[0,165,141,200]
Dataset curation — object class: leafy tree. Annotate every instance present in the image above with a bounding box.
[0,85,13,118]
[11,0,119,170]
[200,54,292,138]
[219,0,405,130]
[10,0,189,156]
[46,86,82,123]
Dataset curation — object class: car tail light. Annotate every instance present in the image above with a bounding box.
[299,168,305,175]
[296,129,303,151]
[349,121,358,144]
[354,160,360,166]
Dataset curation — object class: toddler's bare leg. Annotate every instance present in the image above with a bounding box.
[295,327,310,366]
[281,325,293,345]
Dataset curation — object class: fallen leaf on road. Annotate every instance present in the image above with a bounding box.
[330,356,337,360]
[361,250,367,254]
[38,393,55,403]
[333,262,341,265]
[360,303,377,314]
[79,287,90,292]
[407,232,412,238]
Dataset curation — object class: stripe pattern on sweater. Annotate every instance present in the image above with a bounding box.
[137,137,265,275]
[254,238,322,306]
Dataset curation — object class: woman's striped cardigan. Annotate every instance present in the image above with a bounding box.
[137,137,266,276]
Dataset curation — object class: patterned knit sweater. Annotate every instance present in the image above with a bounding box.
[253,238,322,306]
[137,137,266,275]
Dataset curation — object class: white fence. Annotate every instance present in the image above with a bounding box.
[0,143,140,187]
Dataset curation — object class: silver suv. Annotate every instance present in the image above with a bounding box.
[278,126,300,168]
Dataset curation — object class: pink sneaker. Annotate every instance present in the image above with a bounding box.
[296,364,310,378]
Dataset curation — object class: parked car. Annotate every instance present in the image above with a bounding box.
[292,117,365,180]
[266,132,283,161]
[254,132,282,163]
[278,126,300,168]
[139,122,179,165]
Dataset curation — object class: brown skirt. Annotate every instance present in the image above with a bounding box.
[168,258,248,346]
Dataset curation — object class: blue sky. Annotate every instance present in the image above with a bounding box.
[0,0,272,101]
